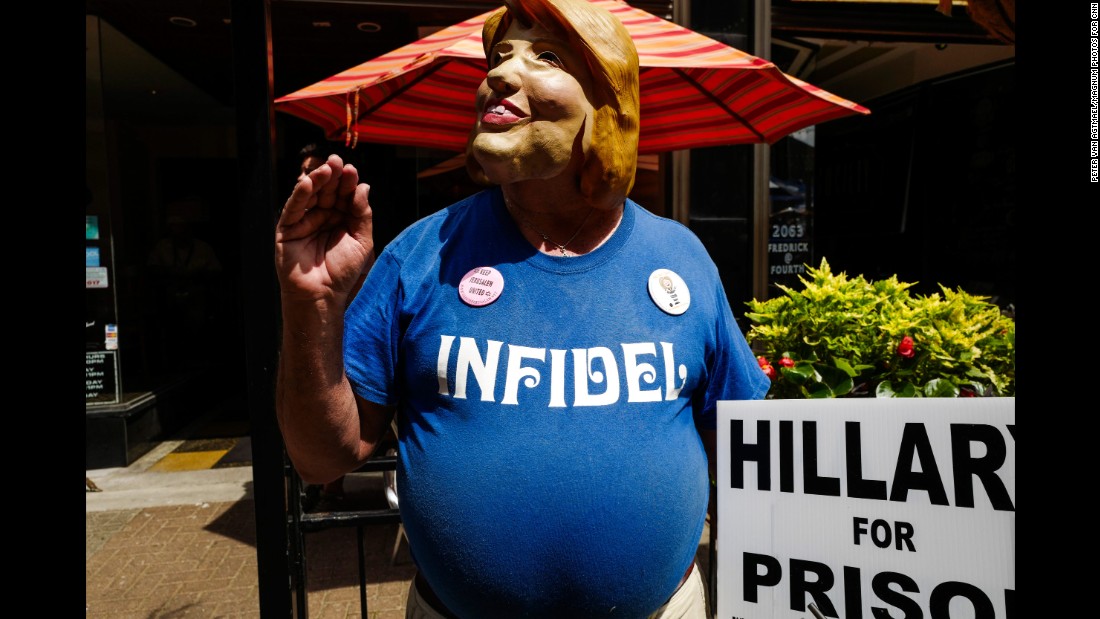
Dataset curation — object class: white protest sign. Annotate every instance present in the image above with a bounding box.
[717,398,1014,619]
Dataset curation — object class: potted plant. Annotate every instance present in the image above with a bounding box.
[745,258,1015,398]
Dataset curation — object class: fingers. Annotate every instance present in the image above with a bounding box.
[279,175,311,226]
[279,159,334,227]
[349,182,371,215]
[313,154,348,210]
[350,183,377,273]
[349,183,374,236]
[336,163,361,207]
[278,153,355,227]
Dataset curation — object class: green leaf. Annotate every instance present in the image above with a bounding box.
[818,365,854,395]
[894,382,919,397]
[832,377,854,396]
[876,381,918,397]
[832,357,858,377]
[923,379,960,398]
[806,382,834,398]
[782,362,816,385]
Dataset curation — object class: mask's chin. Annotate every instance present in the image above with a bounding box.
[471,138,565,185]
[470,118,591,187]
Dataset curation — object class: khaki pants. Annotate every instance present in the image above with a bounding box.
[405,563,707,619]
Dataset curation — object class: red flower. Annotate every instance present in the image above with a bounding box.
[777,356,795,369]
[959,387,977,397]
[897,335,915,359]
[757,356,777,380]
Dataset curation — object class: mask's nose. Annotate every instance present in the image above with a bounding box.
[486,56,521,96]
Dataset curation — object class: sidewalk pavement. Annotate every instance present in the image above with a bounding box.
[86,413,417,619]
[86,413,713,618]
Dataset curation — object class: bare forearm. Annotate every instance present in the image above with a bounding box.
[276,298,367,483]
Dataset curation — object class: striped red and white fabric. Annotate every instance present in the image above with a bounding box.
[274,0,869,153]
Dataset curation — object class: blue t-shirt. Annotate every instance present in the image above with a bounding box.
[345,187,769,618]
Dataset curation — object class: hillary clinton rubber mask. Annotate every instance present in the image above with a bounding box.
[466,0,641,211]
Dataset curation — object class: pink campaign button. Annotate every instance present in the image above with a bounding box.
[458,266,504,307]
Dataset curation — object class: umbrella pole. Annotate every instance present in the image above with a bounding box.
[751,0,772,304]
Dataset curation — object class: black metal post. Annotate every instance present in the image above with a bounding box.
[229,0,293,616]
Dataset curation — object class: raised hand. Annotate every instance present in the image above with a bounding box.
[275,154,376,303]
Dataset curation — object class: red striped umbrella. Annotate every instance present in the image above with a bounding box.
[274,0,869,153]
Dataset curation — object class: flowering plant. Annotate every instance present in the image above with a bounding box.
[744,259,1015,398]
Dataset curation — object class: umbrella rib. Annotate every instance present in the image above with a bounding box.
[668,67,767,143]
[354,59,459,121]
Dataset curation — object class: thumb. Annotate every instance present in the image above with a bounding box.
[350,183,376,257]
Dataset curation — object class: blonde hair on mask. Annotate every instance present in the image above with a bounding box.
[465,0,640,210]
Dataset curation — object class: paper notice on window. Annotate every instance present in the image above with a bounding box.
[86,267,109,289]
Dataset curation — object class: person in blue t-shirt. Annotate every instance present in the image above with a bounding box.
[274,1,770,617]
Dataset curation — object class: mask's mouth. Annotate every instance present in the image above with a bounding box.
[481,97,527,125]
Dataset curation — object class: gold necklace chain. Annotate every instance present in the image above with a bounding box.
[516,207,594,257]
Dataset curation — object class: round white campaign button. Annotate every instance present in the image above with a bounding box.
[459,266,504,307]
[648,269,690,315]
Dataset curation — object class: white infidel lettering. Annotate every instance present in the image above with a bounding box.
[437,335,455,395]
[502,345,545,404]
[662,341,687,400]
[573,347,620,406]
[437,335,688,406]
[622,342,661,403]
[454,337,502,401]
[549,349,567,407]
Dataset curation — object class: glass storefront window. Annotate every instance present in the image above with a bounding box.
[767,127,815,295]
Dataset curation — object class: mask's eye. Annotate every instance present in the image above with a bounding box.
[536,50,563,68]
[490,52,503,68]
